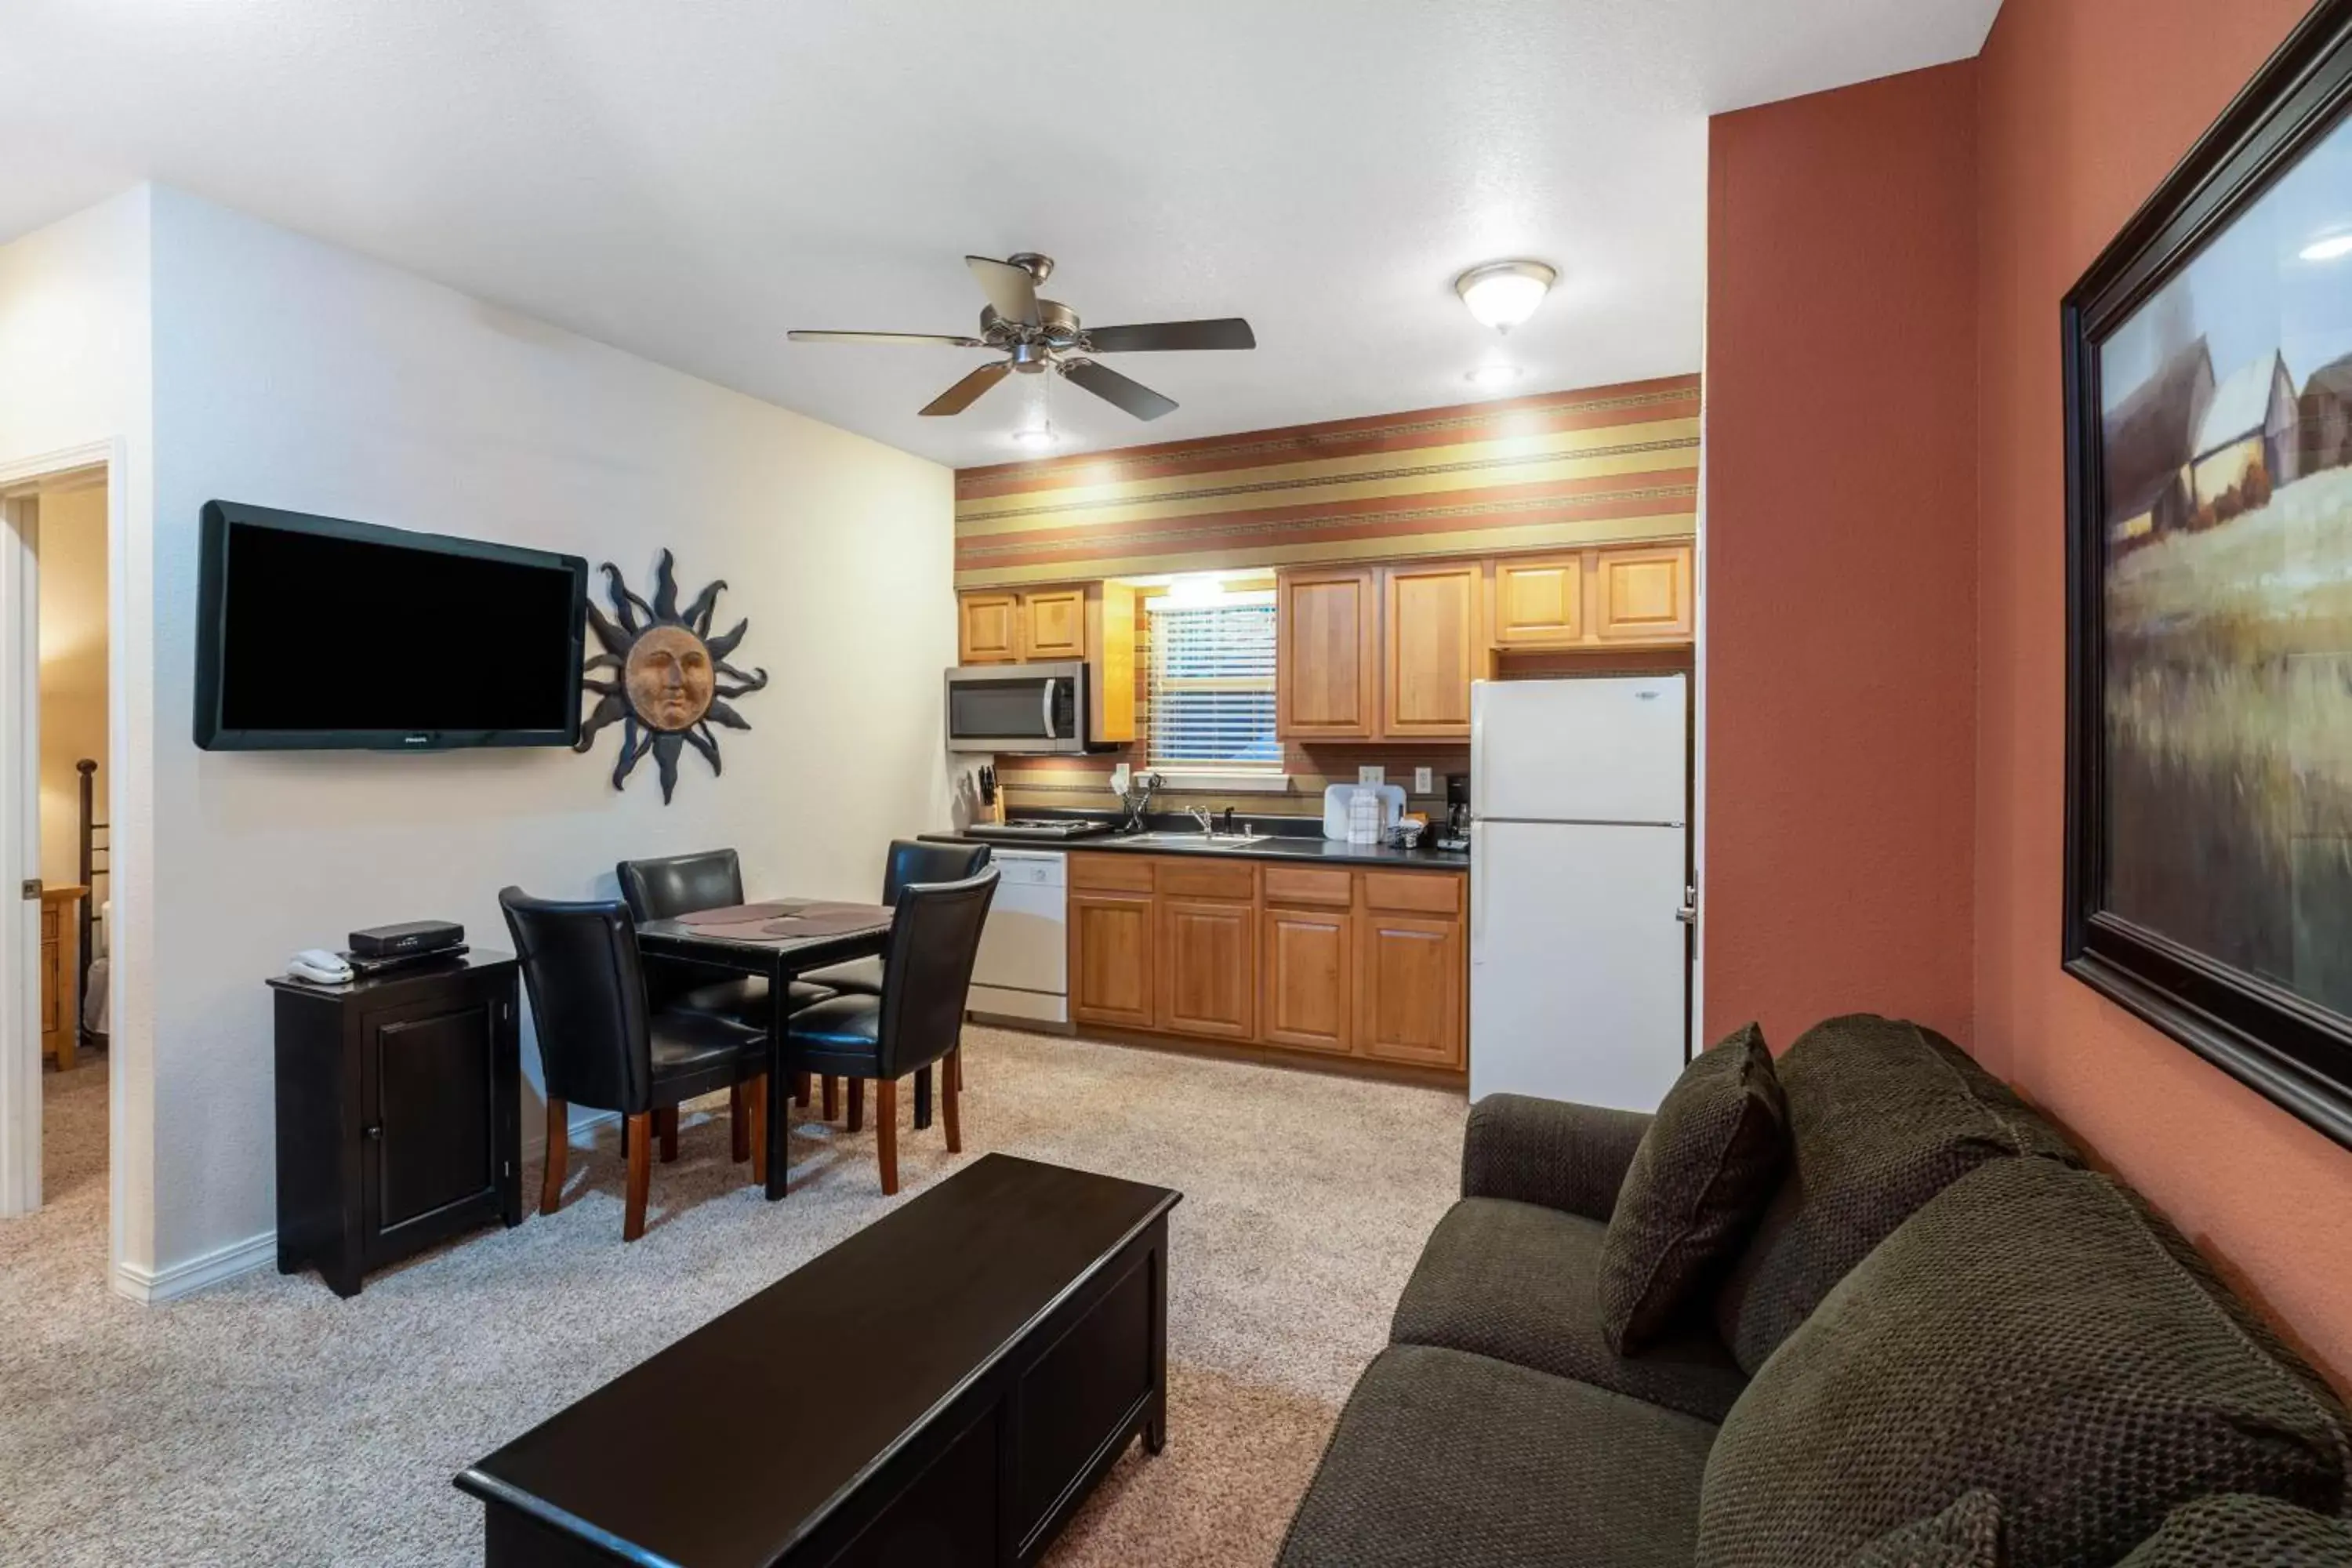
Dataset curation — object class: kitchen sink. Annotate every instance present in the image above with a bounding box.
[1119,831,1273,849]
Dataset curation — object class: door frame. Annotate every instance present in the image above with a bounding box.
[0,439,123,1221]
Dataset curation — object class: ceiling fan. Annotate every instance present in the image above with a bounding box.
[788,252,1255,421]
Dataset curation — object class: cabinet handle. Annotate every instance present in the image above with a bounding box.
[364,1123,383,1141]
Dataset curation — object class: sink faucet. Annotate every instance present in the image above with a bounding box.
[1187,807,1214,837]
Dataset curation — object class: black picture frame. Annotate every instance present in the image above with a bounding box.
[2063,0,2352,1148]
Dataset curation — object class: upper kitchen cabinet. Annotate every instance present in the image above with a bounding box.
[1276,567,1379,740]
[954,583,1137,742]
[1594,544,1694,644]
[1490,554,1584,646]
[1381,560,1483,739]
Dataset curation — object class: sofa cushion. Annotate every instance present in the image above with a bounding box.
[1392,1196,1751,1422]
[1278,1344,1718,1568]
[1712,1013,2078,1372]
[1600,1022,1788,1352]
[1696,1158,2350,1568]
[1845,1492,2005,1567]
[2118,1494,2352,1566]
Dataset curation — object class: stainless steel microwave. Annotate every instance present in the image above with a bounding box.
[944,662,1100,754]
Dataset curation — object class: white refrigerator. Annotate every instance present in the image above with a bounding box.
[1470,676,1692,1111]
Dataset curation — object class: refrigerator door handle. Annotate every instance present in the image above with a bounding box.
[1676,884,1698,927]
[1471,855,1487,964]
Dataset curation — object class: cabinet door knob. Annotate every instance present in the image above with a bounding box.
[363,1123,383,1140]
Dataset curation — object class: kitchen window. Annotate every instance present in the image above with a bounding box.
[1146,590,1282,781]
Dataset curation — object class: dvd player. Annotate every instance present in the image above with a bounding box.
[349,920,464,958]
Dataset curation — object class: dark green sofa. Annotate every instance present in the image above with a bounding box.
[1277,1014,2352,1567]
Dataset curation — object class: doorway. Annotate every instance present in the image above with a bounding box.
[1,456,114,1229]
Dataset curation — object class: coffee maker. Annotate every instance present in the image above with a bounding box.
[1437,773,1472,851]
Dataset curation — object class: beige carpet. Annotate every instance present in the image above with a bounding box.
[0,1029,1465,1566]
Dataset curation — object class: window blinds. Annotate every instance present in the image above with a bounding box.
[1147,593,1279,769]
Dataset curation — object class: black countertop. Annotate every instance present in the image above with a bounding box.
[928,815,1469,872]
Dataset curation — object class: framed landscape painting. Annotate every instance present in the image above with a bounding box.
[2064,0,2352,1145]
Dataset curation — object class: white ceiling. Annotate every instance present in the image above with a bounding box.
[0,1,1998,470]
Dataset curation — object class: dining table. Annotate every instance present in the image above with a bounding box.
[636,898,895,1200]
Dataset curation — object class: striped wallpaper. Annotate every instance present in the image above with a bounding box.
[953,374,1702,589]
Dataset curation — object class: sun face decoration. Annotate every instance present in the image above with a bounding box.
[578,551,768,803]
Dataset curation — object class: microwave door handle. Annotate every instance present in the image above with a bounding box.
[1040,681,1058,740]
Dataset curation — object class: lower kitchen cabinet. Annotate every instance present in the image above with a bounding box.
[1260,906,1354,1054]
[1066,852,1465,1076]
[1070,891,1155,1030]
[1157,898,1255,1040]
[1357,915,1465,1069]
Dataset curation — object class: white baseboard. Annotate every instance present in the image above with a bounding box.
[112,1229,276,1304]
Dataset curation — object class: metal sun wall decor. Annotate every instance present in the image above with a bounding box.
[578,550,767,803]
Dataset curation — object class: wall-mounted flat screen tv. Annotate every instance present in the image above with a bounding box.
[193,500,588,751]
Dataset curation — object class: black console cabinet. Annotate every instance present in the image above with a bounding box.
[269,952,522,1297]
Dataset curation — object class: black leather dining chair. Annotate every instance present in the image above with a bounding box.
[500,887,771,1241]
[798,839,994,997]
[787,867,1000,1196]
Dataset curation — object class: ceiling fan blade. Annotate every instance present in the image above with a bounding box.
[920,360,1012,416]
[1063,359,1178,421]
[788,330,984,347]
[1083,318,1257,353]
[965,256,1041,328]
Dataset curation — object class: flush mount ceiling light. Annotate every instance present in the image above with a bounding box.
[2302,233,2352,262]
[1454,260,1558,333]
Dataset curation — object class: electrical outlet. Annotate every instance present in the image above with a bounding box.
[1414,766,1434,794]
[1357,765,1385,786]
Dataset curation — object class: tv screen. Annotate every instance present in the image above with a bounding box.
[193,501,588,750]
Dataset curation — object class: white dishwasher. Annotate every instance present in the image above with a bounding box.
[967,848,1070,1028]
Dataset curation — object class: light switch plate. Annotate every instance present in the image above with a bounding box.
[1357,765,1385,786]
[1414,766,1434,794]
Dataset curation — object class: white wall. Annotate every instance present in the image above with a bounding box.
[37,481,107,891]
[136,188,955,1279]
[0,187,154,1255]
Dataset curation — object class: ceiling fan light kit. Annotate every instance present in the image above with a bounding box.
[1454,259,1557,333]
[789,251,1257,426]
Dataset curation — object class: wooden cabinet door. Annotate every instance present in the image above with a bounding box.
[1276,567,1377,739]
[1070,892,1156,1029]
[959,592,1022,664]
[1358,914,1465,1069]
[1491,554,1585,647]
[1595,545,1694,644]
[1157,899,1255,1040]
[1022,588,1087,660]
[1260,906,1352,1054]
[359,994,500,1259]
[1381,561,1483,739]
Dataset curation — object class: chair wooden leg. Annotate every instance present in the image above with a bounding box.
[876,1078,899,1196]
[847,1076,864,1133]
[822,1076,839,1121]
[729,1084,749,1163]
[623,1112,652,1242]
[793,1072,811,1109]
[913,1066,932,1131]
[655,1105,680,1163]
[540,1098,568,1215]
[943,1051,962,1155]
[747,1074,768,1188]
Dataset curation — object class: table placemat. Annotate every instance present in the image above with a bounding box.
[677,901,811,927]
[757,904,891,939]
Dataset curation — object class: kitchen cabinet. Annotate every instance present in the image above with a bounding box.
[953,583,1137,742]
[1065,852,1465,1076]
[1595,545,1694,643]
[1381,561,1483,740]
[1276,568,1379,739]
[1491,555,1585,646]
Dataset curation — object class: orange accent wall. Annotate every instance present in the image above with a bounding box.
[1703,61,1981,1051]
[1708,0,2352,1389]
[1973,0,2352,1389]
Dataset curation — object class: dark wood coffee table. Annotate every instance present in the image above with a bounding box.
[456,1154,1181,1566]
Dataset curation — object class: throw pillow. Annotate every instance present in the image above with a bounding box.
[1846,1492,2004,1568]
[1597,1022,1788,1352]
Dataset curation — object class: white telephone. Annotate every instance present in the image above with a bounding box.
[287,949,355,985]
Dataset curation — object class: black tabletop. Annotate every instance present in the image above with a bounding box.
[635,908,893,970]
[456,1154,1181,1567]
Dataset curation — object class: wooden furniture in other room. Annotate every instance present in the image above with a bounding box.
[953,581,1138,742]
[268,952,521,1298]
[39,885,86,1070]
[1069,853,1468,1074]
[456,1153,1180,1568]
